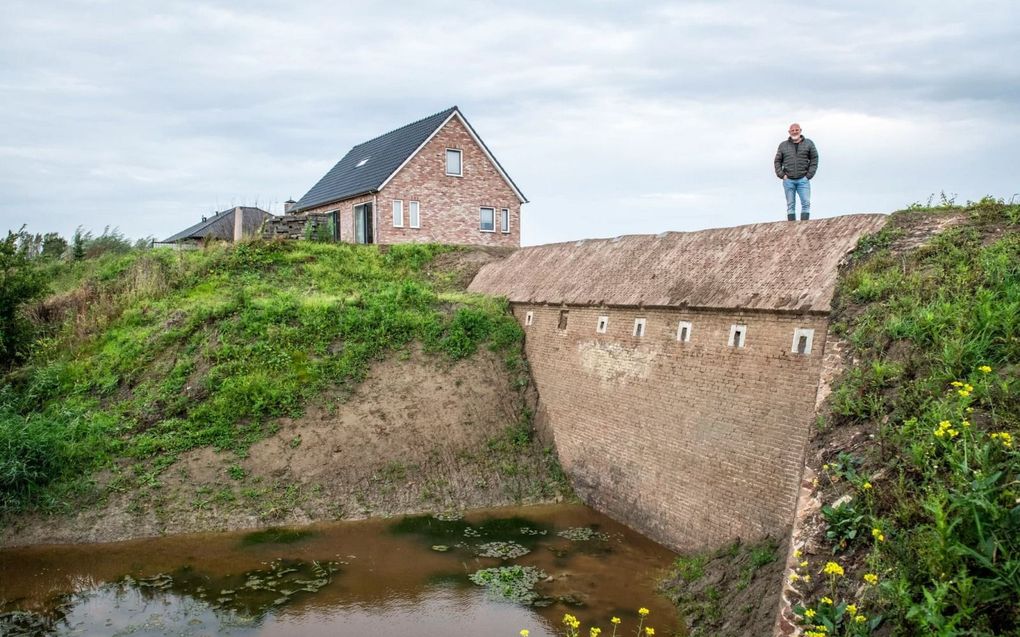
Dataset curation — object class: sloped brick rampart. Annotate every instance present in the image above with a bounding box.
[470,215,888,551]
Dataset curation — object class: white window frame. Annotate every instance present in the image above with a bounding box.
[480,207,495,232]
[633,318,646,338]
[501,208,510,234]
[792,328,815,355]
[676,320,692,343]
[728,324,747,348]
[408,200,420,229]
[596,315,608,334]
[445,148,463,176]
[392,199,404,228]
[524,311,534,327]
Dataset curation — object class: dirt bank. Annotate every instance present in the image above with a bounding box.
[2,345,567,548]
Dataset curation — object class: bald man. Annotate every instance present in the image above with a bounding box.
[774,123,818,221]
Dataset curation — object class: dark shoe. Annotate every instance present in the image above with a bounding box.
[787,213,796,221]
[800,212,810,221]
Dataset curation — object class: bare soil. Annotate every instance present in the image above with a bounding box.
[1,346,567,547]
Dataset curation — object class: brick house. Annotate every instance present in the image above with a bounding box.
[288,106,527,247]
[163,206,273,246]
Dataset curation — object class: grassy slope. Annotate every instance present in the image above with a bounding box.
[663,199,1019,637]
[0,241,541,517]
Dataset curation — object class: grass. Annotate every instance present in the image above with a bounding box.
[792,198,1020,636]
[0,241,526,514]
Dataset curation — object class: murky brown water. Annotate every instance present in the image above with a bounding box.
[0,504,681,636]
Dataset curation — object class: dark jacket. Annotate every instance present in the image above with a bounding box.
[774,137,818,179]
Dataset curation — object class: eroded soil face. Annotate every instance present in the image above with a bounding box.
[2,347,565,547]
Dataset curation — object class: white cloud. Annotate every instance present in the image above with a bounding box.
[0,0,1017,244]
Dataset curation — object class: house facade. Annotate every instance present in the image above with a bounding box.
[290,106,527,247]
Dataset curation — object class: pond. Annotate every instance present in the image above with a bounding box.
[0,504,681,636]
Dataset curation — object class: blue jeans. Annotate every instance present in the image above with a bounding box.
[784,177,811,216]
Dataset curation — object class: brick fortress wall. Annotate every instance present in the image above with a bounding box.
[515,303,828,551]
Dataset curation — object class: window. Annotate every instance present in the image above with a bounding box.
[480,207,495,232]
[392,200,403,227]
[633,318,646,337]
[356,156,370,167]
[501,208,510,233]
[728,324,747,348]
[676,320,692,343]
[558,309,569,330]
[445,148,462,176]
[596,316,608,334]
[409,201,420,228]
[792,328,815,355]
[525,311,534,327]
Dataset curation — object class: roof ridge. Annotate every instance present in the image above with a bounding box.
[351,106,458,150]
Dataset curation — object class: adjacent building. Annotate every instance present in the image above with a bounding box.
[288,106,527,247]
[163,206,273,246]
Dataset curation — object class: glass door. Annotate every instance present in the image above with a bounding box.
[354,203,373,244]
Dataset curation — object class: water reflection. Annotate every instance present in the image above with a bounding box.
[0,504,681,636]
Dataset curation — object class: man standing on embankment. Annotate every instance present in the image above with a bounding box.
[774,123,819,221]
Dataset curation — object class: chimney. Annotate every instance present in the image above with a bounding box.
[284,199,297,214]
[233,206,244,242]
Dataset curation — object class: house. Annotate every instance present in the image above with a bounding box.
[288,106,527,247]
[163,206,273,246]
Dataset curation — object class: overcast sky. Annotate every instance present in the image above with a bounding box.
[2,1,1017,246]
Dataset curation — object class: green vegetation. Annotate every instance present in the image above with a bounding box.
[0,240,525,514]
[662,537,782,636]
[793,198,1020,636]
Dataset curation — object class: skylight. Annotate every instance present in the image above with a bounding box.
[356,157,370,167]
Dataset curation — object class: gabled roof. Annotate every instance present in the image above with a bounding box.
[164,207,271,243]
[293,106,526,212]
[468,214,889,314]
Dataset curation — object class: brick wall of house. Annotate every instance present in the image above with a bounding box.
[377,116,521,247]
[296,193,375,245]
[515,303,828,551]
[295,116,521,247]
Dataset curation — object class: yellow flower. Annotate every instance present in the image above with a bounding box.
[823,562,844,577]
[800,560,809,568]
[862,481,872,490]
[958,389,971,397]
[991,432,1014,448]
[815,627,829,633]
[964,383,974,392]
[847,604,857,617]
[804,609,817,618]
[863,573,879,585]
[855,614,867,624]
[805,632,826,637]
[871,527,885,542]
[822,464,830,471]
[563,614,579,629]
[789,572,800,581]
[590,628,602,637]
[820,596,833,605]
[638,608,650,617]
[611,617,621,625]
[645,629,654,636]
[978,365,992,373]
[802,574,812,582]
[520,631,530,637]
[962,420,971,428]
[794,549,803,558]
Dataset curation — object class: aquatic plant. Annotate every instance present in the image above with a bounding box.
[477,540,530,559]
[469,565,546,604]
